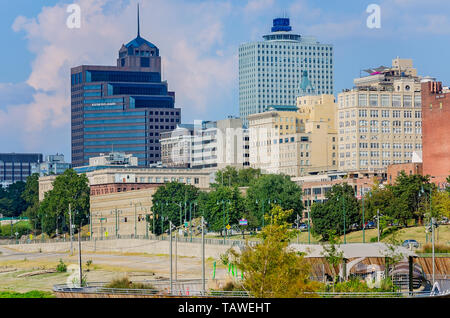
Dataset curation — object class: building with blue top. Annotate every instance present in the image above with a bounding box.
[239,17,334,127]
[71,6,180,167]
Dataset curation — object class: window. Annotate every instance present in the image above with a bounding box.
[369,94,378,106]
[392,95,401,107]
[358,94,367,106]
[381,95,390,107]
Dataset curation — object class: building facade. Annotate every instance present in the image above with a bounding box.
[421,81,450,185]
[248,94,337,177]
[160,124,194,168]
[39,167,212,201]
[71,11,180,167]
[239,17,334,126]
[32,154,71,177]
[0,153,43,187]
[337,58,423,172]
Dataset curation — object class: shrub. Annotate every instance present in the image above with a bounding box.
[105,277,156,290]
[419,243,450,254]
[56,259,67,273]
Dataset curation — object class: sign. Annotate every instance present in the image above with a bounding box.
[184,222,189,227]
[15,232,19,236]
[105,231,109,238]
[87,232,90,236]
[239,219,248,226]
[226,224,231,230]
[29,234,33,240]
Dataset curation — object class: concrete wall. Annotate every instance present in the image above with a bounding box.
[3,239,233,259]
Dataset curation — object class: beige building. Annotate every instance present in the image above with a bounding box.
[39,167,212,201]
[90,188,156,239]
[248,94,337,177]
[337,58,423,172]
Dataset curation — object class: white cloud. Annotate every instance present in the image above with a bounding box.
[1,0,237,155]
[244,0,274,13]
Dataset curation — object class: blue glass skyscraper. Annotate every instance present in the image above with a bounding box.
[71,7,180,167]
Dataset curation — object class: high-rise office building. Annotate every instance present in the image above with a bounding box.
[337,58,423,172]
[239,17,334,126]
[0,153,43,187]
[32,154,71,176]
[71,7,180,167]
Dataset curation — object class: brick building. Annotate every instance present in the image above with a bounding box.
[387,162,423,185]
[421,81,450,186]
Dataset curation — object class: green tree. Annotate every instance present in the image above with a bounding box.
[0,182,27,217]
[213,166,262,188]
[229,205,320,298]
[150,182,199,235]
[22,174,40,231]
[245,174,303,227]
[310,183,360,241]
[38,169,90,235]
[431,191,450,219]
[390,172,433,226]
[198,186,245,236]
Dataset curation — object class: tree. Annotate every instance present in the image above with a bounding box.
[245,174,303,227]
[0,181,27,217]
[213,166,262,188]
[230,205,320,297]
[310,183,360,241]
[198,186,245,236]
[390,172,433,226]
[22,174,40,231]
[150,182,199,235]
[38,169,90,235]
[432,191,450,219]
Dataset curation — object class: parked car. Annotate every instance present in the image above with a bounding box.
[350,223,360,230]
[365,221,375,229]
[402,239,419,248]
[299,224,308,232]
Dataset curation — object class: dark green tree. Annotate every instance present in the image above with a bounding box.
[150,182,199,235]
[38,169,90,235]
[198,186,245,236]
[0,182,27,217]
[22,173,41,232]
[310,183,360,241]
[213,166,262,188]
[245,174,303,227]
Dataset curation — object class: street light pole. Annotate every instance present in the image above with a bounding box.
[169,221,173,295]
[377,209,380,243]
[431,217,435,286]
[69,203,73,254]
[201,216,205,294]
[361,187,365,243]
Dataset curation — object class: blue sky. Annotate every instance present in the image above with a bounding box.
[0,0,449,161]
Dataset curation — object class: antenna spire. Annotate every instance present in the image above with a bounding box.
[137,3,141,37]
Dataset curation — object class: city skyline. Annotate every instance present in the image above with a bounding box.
[1,0,450,161]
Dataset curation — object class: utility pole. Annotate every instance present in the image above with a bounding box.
[69,204,73,255]
[78,228,83,287]
[201,216,205,294]
[362,187,365,243]
[175,230,178,282]
[308,210,311,244]
[169,221,173,295]
[377,209,380,243]
[432,217,435,286]
[134,203,137,238]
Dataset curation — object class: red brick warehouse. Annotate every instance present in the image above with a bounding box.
[421,81,450,186]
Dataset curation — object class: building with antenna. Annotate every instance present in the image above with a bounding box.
[71,5,180,167]
[239,17,334,127]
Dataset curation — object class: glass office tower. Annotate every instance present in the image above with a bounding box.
[71,12,180,167]
[239,18,334,127]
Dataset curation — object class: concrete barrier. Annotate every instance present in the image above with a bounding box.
[3,239,235,259]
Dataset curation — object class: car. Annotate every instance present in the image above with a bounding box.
[365,221,375,229]
[402,239,419,248]
[350,223,360,230]
[299,224,308,232]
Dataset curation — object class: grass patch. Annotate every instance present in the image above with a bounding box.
[105,277,157,290]
[0,290,55,298]
[418,243,450,254]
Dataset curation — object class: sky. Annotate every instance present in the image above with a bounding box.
[0,0,449,161]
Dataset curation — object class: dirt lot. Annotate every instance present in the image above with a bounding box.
[0,245,227,293]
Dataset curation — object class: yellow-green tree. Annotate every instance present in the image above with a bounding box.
[230,205,321,297]
[432,191,450,219]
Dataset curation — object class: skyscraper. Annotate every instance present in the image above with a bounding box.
[239,17,334,127]
[337,58,423,172]
[71,6,180,167]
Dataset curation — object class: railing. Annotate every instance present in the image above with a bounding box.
[53,281,450,298]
